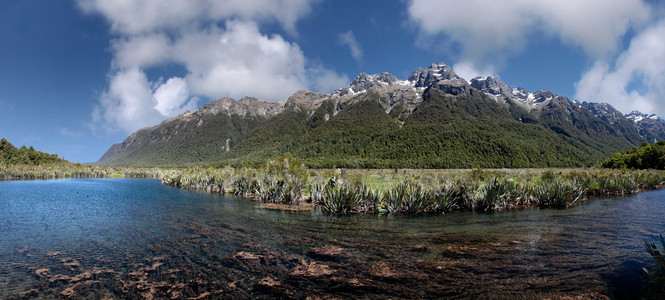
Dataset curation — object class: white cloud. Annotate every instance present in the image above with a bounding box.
[91,69,197,133]
[173,20,310,101]
[531,1,650,57]
[337,31,363,64]
[111,33,172,69]
[575,20,665,116]
[94,68,162,133]
[452,61,495,81]
[308,65,350,94]
[407,0,651,68]
[59,128,83,138]
[153,77,197,116]
[77,0,317,35]
[80,0,346,134]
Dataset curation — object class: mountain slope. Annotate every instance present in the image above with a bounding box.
[626,110,665,143]
[96,62,665,168]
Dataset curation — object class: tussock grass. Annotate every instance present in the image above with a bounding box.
[0,163,159,180]
[158,164,665,216]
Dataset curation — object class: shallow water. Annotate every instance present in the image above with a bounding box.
[0,178,664,299]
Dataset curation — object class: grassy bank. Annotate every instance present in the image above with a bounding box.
[4,159,664,215]
[158,158,665,215]
[0,163,161,180]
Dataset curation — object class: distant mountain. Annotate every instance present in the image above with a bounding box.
[625,111,665,143]
[96,63,665,168]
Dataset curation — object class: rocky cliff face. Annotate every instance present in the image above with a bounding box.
[408,62,460,87]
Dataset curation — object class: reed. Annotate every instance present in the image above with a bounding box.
[468,178,510,212]
[432,183,460,213]
[321,184,361,215]
[402,183,432,214]
[534,181,586,209]
[0,163,160,180]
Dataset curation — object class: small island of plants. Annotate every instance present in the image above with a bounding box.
[158,156,665,215]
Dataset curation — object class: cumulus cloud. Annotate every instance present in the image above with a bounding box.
[407,0,650,71]
[153,77,197,116]
[173,20,310,100]
[452,61,496,81]
[308,65,351,94]
[575,20,665,115]
[77,0,317,35]
[337,31,363,64]
[80,0,347,134]
[91,68,197,133]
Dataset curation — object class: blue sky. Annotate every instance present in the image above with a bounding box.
[1,0,664,163]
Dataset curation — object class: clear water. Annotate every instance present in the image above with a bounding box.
[1,178,664,299]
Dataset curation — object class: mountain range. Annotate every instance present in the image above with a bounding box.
[96,62,665,168]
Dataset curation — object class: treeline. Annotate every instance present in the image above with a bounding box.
[602,141,665,169]
[0,138,65,165]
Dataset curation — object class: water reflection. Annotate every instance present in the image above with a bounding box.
[0,178,663,298]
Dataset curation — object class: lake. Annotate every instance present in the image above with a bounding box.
[1,178,664,298]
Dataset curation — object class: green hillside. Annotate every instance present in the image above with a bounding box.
[95,74,647,169]
[602,141,665,169]
[0,138,66,165]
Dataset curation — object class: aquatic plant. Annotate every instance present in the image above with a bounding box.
[0,162,160,180]
[642,234,665,298]
[382,183,405,214]
[402,183,432,214]
[432,183,459,213]
[357,184,381,212]
[468,178,510,212]
[309,183,325,204]
[534,181,586,209]
[282,176,304,203]
[321,185,361,215]
[156,166,665,216]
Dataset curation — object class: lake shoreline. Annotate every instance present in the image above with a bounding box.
[159,164,665,215]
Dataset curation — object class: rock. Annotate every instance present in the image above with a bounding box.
[284,90,328,110]
[290,260,335,277]
[408,62,460,88]
[18,289,39,298]
[350,72,399,92]
[258,276,281,287]
[234,251,261,261]
[308,245,345,260]
[35,268,50,278]
[429,78,471,96]
[470,76,513,99]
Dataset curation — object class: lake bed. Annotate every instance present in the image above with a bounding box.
[1,178,664,298]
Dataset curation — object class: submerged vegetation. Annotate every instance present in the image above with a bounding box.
[159,157,665,215]
[643,234,665,298]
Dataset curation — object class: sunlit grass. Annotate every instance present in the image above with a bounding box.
[158,164,665,216]
[5,160,662,217]
[0,162,160,180]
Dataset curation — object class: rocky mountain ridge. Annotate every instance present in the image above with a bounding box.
[97,62,665,167]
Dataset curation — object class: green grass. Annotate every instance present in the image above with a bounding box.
[159,164,665,216]
[0,162,161,180]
